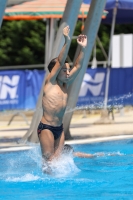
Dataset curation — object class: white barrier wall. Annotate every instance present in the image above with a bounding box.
[112,34,133,68]
[112,35,121,68]
[122,34,133,68]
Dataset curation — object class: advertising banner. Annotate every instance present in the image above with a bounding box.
[77,68,133,108]
[77,68,106,108]
[0,68,133,111]
[0,70,26,110]
[108,68,133,106]
[24,70,45,109]
[0,70,45,110]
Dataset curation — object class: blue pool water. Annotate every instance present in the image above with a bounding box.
[0,139,133,200]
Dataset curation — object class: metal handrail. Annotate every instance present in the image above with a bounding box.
[0,60,109,70]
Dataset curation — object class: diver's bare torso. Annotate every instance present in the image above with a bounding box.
[41,80,69,127]
[38,26,87,163]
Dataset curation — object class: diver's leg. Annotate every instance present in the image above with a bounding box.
[38,129,55,161]
[54,131,65,156]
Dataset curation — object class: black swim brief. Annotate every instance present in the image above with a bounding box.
[37,121,63,140]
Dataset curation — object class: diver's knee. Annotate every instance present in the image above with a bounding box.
[42,157,52,174]
[42,152,53,161]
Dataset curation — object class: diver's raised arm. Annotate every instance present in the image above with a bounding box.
[58,25,70,65]
[68,35,87,84]
[48,25,70,82]
[75,34,87,65]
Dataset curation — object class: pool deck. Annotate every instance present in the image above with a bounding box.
[0,108,133,152]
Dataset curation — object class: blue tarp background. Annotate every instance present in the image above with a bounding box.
[0,70,45,110]
[77,68,133,108]
[0,68,133,110]
[83,0,133,24]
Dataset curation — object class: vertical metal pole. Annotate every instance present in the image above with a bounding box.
[91,42,97,68]
[0,1,8,101]
[63,0,107,139]
[49,18,57,61]
[45,18,57,69]
[0,0,8,28]
[96,35,108,61]
[45,19,50,69]
[104,6,118,109]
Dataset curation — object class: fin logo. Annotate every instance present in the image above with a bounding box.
[0,75,20,100]
[79,72,105,97]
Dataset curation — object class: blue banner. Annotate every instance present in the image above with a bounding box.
[24,70,45,109]
[0,68,133,111]
[77,68,106,108]
[0,70,26,110]
[77,68,133,108]
[108,68,133,106]
[0,70,45,110]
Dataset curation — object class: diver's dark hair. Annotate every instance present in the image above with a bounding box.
[63,144,74,154]
[47,57,57,72]
[47,57,69,72]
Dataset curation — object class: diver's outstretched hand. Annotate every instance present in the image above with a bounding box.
[77,34,87,48]
[63,25,70,40]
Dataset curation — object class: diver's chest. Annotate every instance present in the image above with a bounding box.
[52,84,67,96]
[53,87,68,100]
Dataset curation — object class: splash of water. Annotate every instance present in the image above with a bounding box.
[6,173,40,182]
[26,144,42,169]
[42,153,80,178]
[2,145,80,182]
[65,92,133,113]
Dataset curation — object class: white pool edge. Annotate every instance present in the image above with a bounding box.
[66,134,133,145]
[1,134,133,153]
